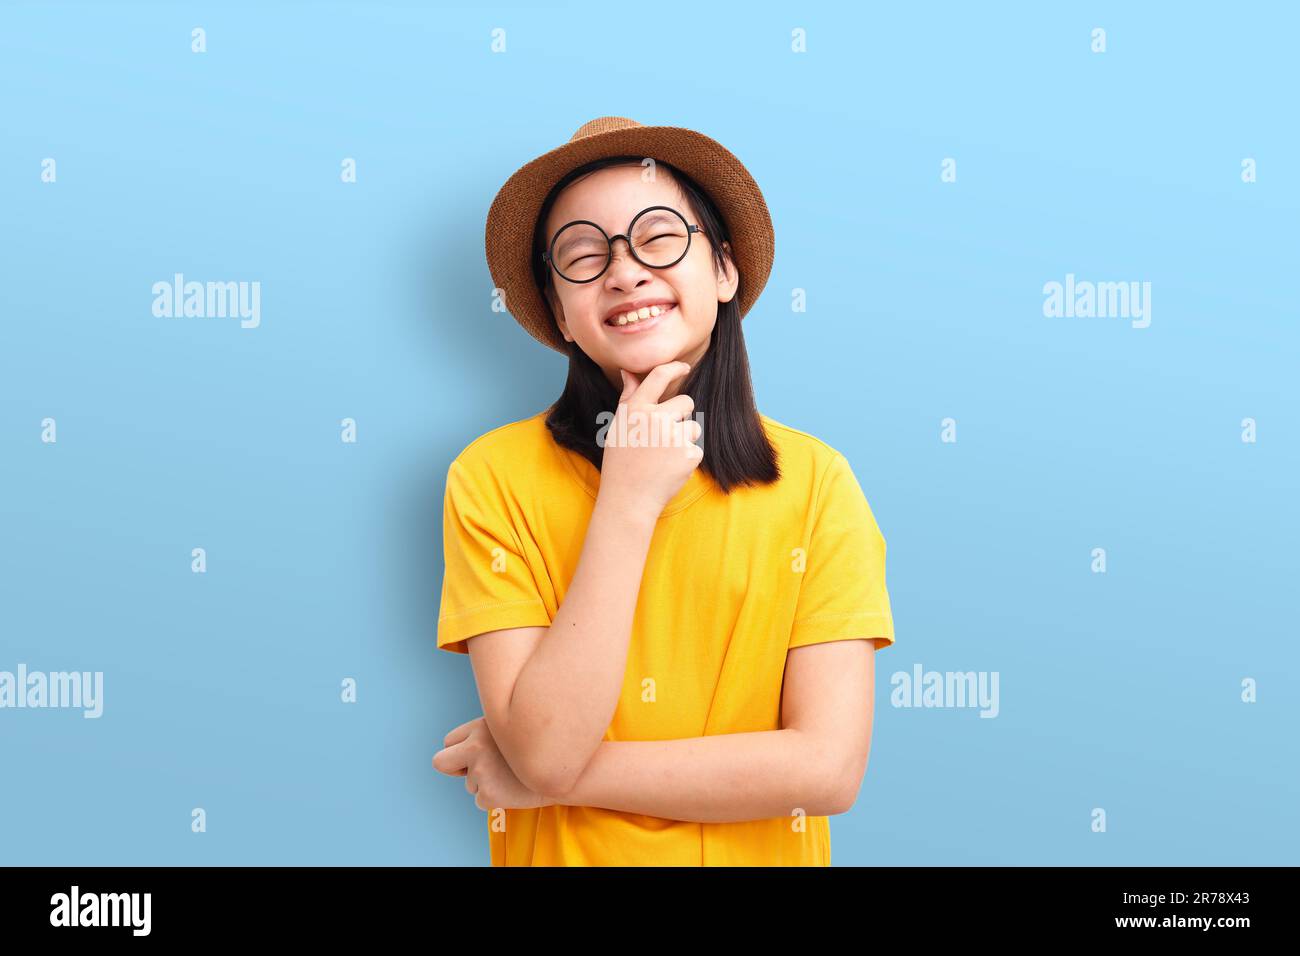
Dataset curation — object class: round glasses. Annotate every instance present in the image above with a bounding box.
[542,205,702,283]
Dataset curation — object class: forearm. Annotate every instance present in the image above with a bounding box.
[502,494,657,793]
[546,728,844,823]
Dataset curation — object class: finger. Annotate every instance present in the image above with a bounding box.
[618,368,640,402]
[633,361,691,405]
[675,423,704,459]
[432,749,468,776]
[659,393,695,422]
[433,743,469,775]
[442,719,479,747]
[676,426,705,461]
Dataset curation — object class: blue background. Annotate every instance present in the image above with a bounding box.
[2,0,1296,865]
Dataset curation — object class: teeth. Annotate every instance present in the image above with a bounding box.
[613,304,668,326]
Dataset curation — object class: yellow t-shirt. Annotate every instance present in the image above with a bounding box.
[436,409,895,866]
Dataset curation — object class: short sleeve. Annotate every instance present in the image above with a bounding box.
[436,458,551,655]
[788,452,895,651]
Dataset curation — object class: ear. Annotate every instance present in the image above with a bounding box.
[716,239,740,306]
[545,286,575,343]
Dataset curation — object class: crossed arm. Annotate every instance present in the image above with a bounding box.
[441,493,883,824]
[468,629,881,822]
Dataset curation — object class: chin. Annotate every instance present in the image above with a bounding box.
[616,342,686,373]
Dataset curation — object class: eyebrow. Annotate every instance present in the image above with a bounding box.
[555,230,605,257]
[553,211,680,250]
[631,211,676,229]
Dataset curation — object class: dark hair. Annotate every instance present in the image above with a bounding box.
[532,155,780,494]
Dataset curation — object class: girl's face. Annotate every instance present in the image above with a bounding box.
[543,164,738,392]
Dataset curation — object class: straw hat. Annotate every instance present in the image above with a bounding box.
[484,116,775,354]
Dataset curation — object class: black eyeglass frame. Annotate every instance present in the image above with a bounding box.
[541,205,703,284]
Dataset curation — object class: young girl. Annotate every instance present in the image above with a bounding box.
[432,117,896,866]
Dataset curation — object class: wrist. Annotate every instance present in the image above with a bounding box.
[592,488,661,534]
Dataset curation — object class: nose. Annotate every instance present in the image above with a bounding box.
[604,237,652,287]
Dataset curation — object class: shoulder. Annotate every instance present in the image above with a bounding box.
[759,413,850,477]
[451,409,548,463]
[445,408,564,489]
[757,414,878,516]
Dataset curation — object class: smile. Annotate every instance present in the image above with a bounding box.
[604,302,674,334]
